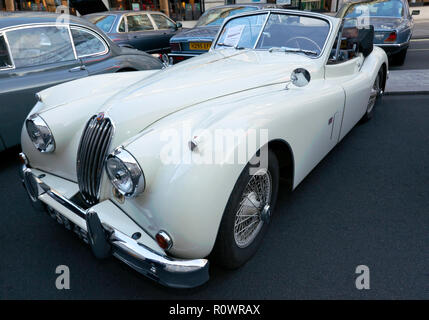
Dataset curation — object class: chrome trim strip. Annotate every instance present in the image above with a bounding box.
[67,26,79,61]
[253,12,271,50]
[375,42,408,47]
[168,53,200,57]
[212,9,333,59]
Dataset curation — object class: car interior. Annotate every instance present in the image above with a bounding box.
[328,25,374,64]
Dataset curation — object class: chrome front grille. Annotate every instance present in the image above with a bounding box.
[76,115,113,205]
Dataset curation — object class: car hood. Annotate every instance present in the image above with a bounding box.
[171,26,220,42]
[99,49,321,145]
[370,17,404,31]
[28,49,321,181]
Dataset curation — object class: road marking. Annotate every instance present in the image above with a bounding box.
[410,38,429,42]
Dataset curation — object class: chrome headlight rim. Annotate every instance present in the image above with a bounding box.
[106,147,145,198]
[25,113,55,153]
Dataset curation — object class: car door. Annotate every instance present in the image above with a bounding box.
[70,26,115,75]
[125,13,160,52]
[0,26,87,149]
[325,26,372,142]
[149,13,179,52]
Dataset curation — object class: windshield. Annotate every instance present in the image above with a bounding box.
[195,6,258,27]
[87,15,116,33]
[344,0,404,19]
[215,13,330,57]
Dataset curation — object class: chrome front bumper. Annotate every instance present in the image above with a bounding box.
[20,161,209,289]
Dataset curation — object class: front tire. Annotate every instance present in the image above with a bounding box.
[361,68,383,122]
[211,150,279,269]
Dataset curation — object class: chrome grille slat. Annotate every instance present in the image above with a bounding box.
[76,115,113,205]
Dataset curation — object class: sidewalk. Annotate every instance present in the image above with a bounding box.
[412,4,429,39]
[385,69,429,94]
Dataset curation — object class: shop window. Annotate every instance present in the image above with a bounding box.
[71,28,107,57]
[6,26,75,68]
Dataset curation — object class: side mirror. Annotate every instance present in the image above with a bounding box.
[290,68,311,88]
[411,10,420,16]
[176,22,182,29]
[357,25,374,57]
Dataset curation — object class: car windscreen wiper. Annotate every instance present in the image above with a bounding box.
[268,46,318,56]
[217,43,245,50]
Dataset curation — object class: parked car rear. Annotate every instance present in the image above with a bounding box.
[169,4,281,63]
[338,0,420,65]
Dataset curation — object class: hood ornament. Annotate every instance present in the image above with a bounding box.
[96,112,105,122]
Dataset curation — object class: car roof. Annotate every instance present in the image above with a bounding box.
[84,10,168,17]
[0,12,97,30]
[206,3,283,9]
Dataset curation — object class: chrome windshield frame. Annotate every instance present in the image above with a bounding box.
[212,9,334,59]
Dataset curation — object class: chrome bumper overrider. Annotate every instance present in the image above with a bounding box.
[20,162,209,288]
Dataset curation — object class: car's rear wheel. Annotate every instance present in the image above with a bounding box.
[361,68,383,122]
[211,150,279,269]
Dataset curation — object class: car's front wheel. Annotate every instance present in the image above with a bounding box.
[361,68,383,122]
[211,150,279,269]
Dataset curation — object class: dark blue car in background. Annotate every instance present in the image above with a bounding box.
[84,11,183,54]
[169,4,282,63]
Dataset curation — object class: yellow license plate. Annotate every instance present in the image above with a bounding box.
[189,42,211,51]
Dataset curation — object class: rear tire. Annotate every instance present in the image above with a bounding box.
[211,150,279,269]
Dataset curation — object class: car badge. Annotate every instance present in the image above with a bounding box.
[96,112,105,122]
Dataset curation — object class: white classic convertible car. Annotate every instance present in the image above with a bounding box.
[20,9,388,288]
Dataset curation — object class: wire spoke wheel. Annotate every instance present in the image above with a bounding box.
[233,169,272,248]
[367,73,381,114]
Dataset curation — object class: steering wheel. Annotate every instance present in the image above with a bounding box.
[285,36,322,53]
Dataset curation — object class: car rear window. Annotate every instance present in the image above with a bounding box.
[87,15,116,33]
[0,34,12,69]
[71,28,107,57]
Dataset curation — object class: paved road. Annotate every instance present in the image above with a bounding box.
[390,38,429,70]
[1,95,428,299]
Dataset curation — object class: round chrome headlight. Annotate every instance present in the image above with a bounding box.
[105,147,145,197]
[25,114,55,153]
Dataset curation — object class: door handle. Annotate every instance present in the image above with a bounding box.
[69,65,86,72]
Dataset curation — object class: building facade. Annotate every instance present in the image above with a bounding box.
[0,0,390,17]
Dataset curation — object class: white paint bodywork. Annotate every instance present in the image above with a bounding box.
[21,11,388,259]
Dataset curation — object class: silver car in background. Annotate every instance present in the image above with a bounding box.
[338,0,420,65]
